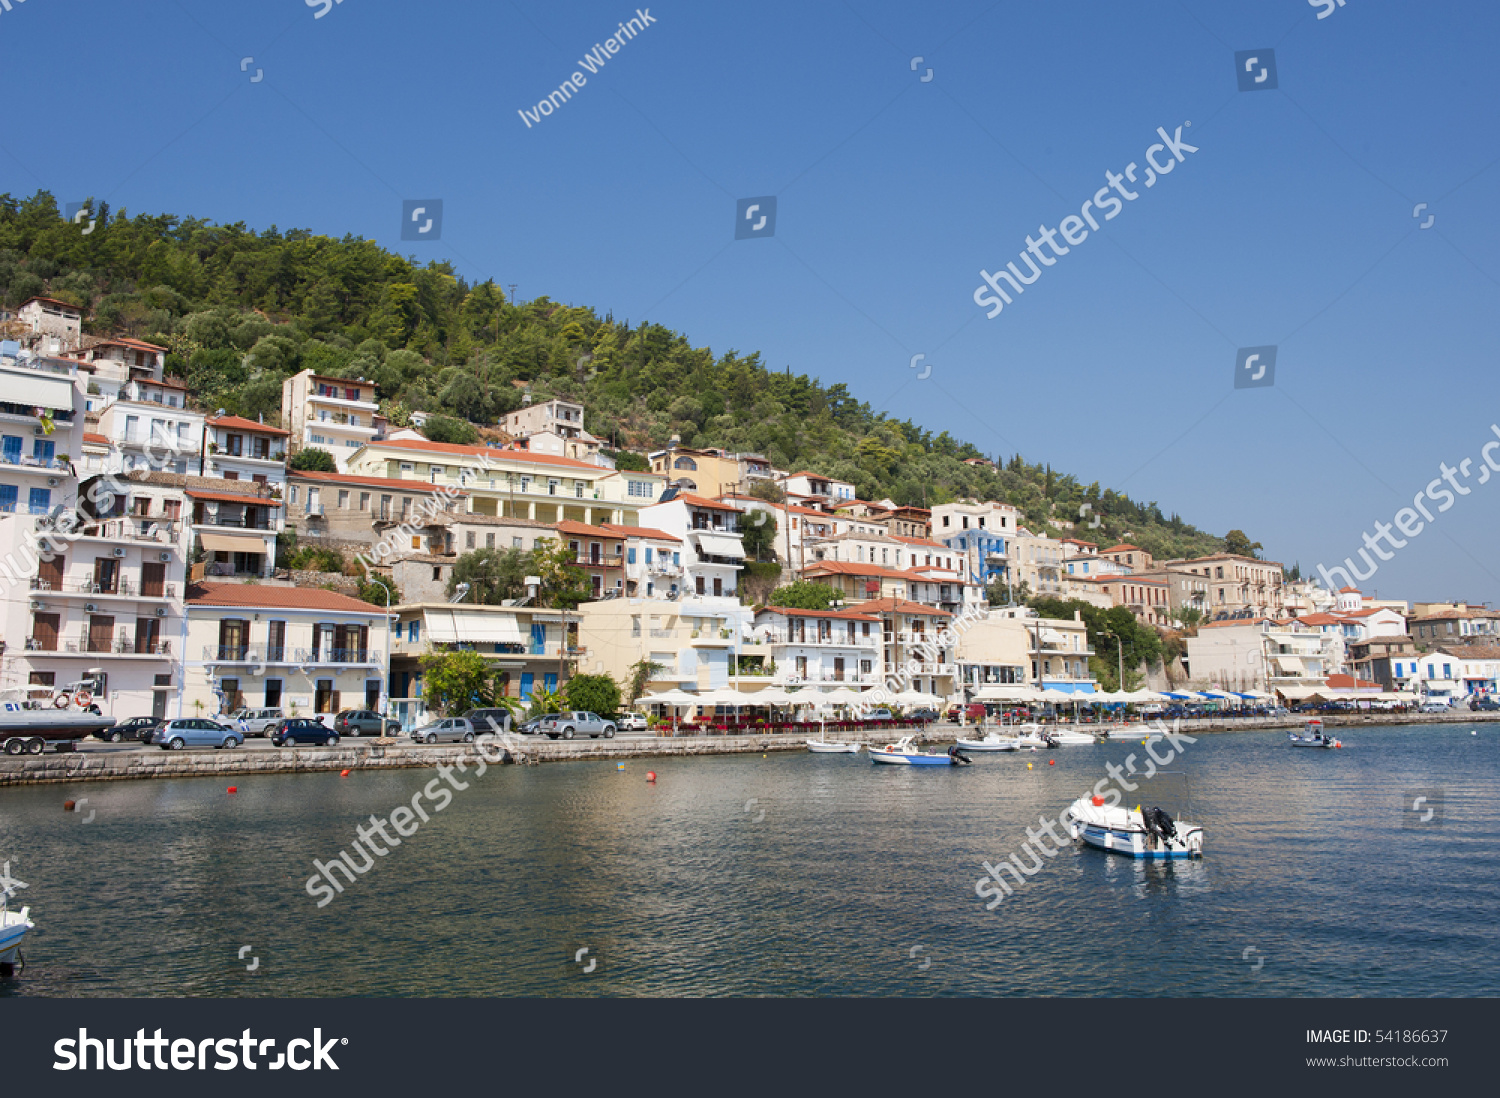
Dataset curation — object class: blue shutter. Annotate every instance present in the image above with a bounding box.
[673,552,680,566]
[544,673,558,693]
[28,487,50,513]
[531,624,546,655]
[520,672,534,700]
[0,484,15,512]
[645,547,653,563]
[627,547,636,564]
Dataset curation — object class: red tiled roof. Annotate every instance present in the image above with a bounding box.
[1297,613,1340,626]
[1102,544,1143,554]
[82,432,109,446]
[891,536,949,549]
[289,470,468,495]
[207,414,289,436]
[555,520,625,539]
[186,489,282,507]
[188,582,381,612]
[673,493,739,512]
[19,295,82,311]
[1197,618,1276,629]
[755,606,882,622]
[802,561,911,580]
[370,438,603,472]
[849,597,952,618]
[598,523,680,543]
[1338,586,1361,593]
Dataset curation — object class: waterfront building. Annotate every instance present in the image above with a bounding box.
[280,370,380,472]
[0,471,190,719]
[953,612,1031,695]
[1163,552,1286,618]
[989,606,1097,694]
[605,523,683,599]
[1007,528,1067,599]
[1091,574,1172,627]
[0,346,84,518]
[1347,634,1419,691]
[288,469,468,556]
[850,596,957,700]
[749,605,884,688]
[1409,606,1500,646]
[1419,644,1500,700]
[185,583,386,718]
[574,594,751,697]
[1186,616,1338,694]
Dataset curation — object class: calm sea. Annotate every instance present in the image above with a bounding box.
[2,722,1496,996]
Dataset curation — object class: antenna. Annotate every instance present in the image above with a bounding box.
[508,284,519,306]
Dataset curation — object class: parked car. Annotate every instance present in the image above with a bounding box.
[333,709,401,737]
[946,702,986,723]
[905,708,940,723]
[152,719,243,751]
[865,708,895,722]
[229,708,286,737]
[410,717,478,744]
[1469,696,1500,711]
[269,718,341,747]
[461,708,515,735]
[99,716,160,743]
[615,712,648,732]
[539,711,616,740]
[1419,701,1451,713]
[519,713,560,736]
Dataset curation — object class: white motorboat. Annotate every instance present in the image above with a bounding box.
[1047,728,1098,745]
[1064,796,1204,859]
[806,739,863,754]
[956,732,1020,752]
[870,736,968,766]
[0,877,31,973]
[1289,717,1341,749]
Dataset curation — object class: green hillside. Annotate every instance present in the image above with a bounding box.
[0,191,1229,562]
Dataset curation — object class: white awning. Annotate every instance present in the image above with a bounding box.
[199,532,266,554]
[694,533,745,559]
[974,685,1042,701]
[1274,654,1306,674]
[1039,629,1067,645]
[424,609,460,643]
[8,372,75,412]
[449,609,524,644]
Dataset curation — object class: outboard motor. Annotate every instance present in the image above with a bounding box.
[1149,807,1177,845]
[947,744,972,766]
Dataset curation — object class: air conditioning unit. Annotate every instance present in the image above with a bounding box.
[84,603,99,613]
[159,551,172,562]
[33,426,44,436]
[29,600,45,612]
[112,546,127,557]
[46,477,58,487]
[155,607,168,618]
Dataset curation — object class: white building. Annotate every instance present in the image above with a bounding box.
[281,370,380,472]
[638,492,745,599]
[93,377,203,475]
[751,605,884,688]
[0,347,84,517]
[200,414,289,489]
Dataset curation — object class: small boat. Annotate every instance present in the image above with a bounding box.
[806,739,863,754]
[1289,718,1341,749]
[870,736,967,766]
[1047,728,1097,745]
[956,732,1020,752]
[1064,796,1204,859]
[0,873,32,975]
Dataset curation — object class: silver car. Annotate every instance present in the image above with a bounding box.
[539,711,616,740]
[409,717,477,745]
[152,718,244,751]
[229,708,285,737]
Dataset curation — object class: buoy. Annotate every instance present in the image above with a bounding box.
[63,799,75,812]
[227,786,238,794]
[1048,759,1055,766]
[616,762,625,770]
[1026,762,1033,770]
[1091,795,1105,807]
[340,769,351,778]
[646,771,657,783]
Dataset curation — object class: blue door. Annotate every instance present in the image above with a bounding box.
[28,487,50,514]
[520,672,534,701]
[543,673,558,693]
[1,436,20,464]
[32,439,54,463]
[0,485,15,513]
[530,624,546,655]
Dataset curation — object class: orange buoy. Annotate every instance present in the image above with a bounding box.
[227,786,238,794]
[1048,759,1055,766]
[1091,795,1105,807]
[63,799,76,812]
[646,771,657,783]
[340,769,351,777]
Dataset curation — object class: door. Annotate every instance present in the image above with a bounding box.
[135,616,160,654]
[219,619,247,660]
[315,679,334,713]
[220,678,242,713]
[93,557,118,594]
[264,679,283,708]
[88,615,114,653]
[520,672,534,701]
[713,577,723,596]
[365,680,380,710]
[36,553,64,591]
[834,657,845,682]
[141,561,165,597]
[152,675,171,720]
[31,613,59,651]
[267,621,286,661]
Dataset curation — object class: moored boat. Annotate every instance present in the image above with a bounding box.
[1289,717,1341,748]
[0,868,31,974]
[1063,796,1204,859]
[956,732,1019,752]
[870,736,966,766]
[806,739,863,754]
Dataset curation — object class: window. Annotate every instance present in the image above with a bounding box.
[512,537,522,549]
[548,478,559,496]
[644,547,653,564]
[673,552,680,566]
[289,485,300,505]
[338,490,350,510]
[486,533,495,549]
[412,537,421,549]
[628,480,652,498]
[466,532,476,549]
[408,621,420,643]
[628,547,637,564]
[432,566,441,580]
[575,481,585,498]
[674,457,698,470]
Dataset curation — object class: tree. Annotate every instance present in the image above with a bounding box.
[531,537,591,609]
[564,672,622,716]
[289,447,336,472]
[1223,529,1263,558]
[423,414,479,445]
[527,685,566,718]
[419,649,491,716]
[740,510,777,562]
[747,479,785,503]
[767,580,841,610]
[447,547,530,605]
[625,659,666,705]
[358,572,400,608]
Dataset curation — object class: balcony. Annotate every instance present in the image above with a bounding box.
[196,513,277,531]
[74,519,180,543]
[29,578,175,599]
[575,554,624,568]
[309,392,379,412]
[762,630,881,649]
[30,636,172,657]
[201,645,381,666]
[0,453,70,473]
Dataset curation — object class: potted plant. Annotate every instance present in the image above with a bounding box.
[192,699,204,717]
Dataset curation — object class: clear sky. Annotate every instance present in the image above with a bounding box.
[5,0,1498,604]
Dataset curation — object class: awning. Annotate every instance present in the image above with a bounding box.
[9,373,75,412]
[199,532,267,554]
[1274,655,1306,674]
[424,610,460,644]
[449,609,524,644]
[188,490,282,507]
[693,533,745,559]
[974,685,1042,701]
[1039,629,1067,645]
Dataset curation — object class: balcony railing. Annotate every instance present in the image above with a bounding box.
[0,453,70,471]
[762,630,881,649]
[28,578,176,598]
[34,637,172,655]
[576,554,624,568]
[199,514,275,530]
[77,520,180,543]
[201,645,380,665]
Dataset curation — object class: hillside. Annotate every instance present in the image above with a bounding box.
[0,191,1229,562]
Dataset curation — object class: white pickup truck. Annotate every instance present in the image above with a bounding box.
[539,711,617,740]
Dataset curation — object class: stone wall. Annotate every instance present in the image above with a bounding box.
[285,570,362,595]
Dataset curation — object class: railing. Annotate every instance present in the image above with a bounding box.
[78,520,180,543]
[201,562,273,579]
[779,672,877,685]
[200,514,275,530]
[761,630,881,648]
[201,645,380,665]
[53,638,171,655]
[0,453,69,471]
[648,628,675,638]
[576,554,624,567]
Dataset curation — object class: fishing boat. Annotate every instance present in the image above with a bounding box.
[955,731,1019,752]
[1063,796,1204,859]
[870,736,967,766]
[1047,728,1097,745]
[806,738,862,754]
[0,875,31,975]
[1288,717,1341,748]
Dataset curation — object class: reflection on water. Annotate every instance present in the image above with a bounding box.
[1,723,1497,997]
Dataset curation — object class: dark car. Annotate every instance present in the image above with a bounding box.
[333,709,400,737]
[462,708,514,735]
[269,718,341,747]
[905,708,940,723]
[519,713,561,736]
[100,716,161,743]
[1469,697,1500,711]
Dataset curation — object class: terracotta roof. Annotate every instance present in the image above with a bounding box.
[891,536,950,549]
[599,523,680,542]
[82,432,109,446]
[555,520,625,539]
[148,376,188,390]
[1061,538,1098,547]
[369,438,604,472]
[19,295,82,311]
[186,489,282,507]
[188,582,381,613]
[1435,644,1500,660]
[289,470,468,496]
[1411,608,1500,621]
[1295,613,1341,625]
[802,561,911,580]
[207,414,289,436]
[671,493,739,512]
[1197,618,1276,629]
[1102,544,1144,554]
[754,606,882,622]
[849,597,952,618]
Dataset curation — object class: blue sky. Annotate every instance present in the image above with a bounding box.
[6,0,1499,604]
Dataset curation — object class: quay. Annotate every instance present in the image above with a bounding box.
[0,710,1494,786]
